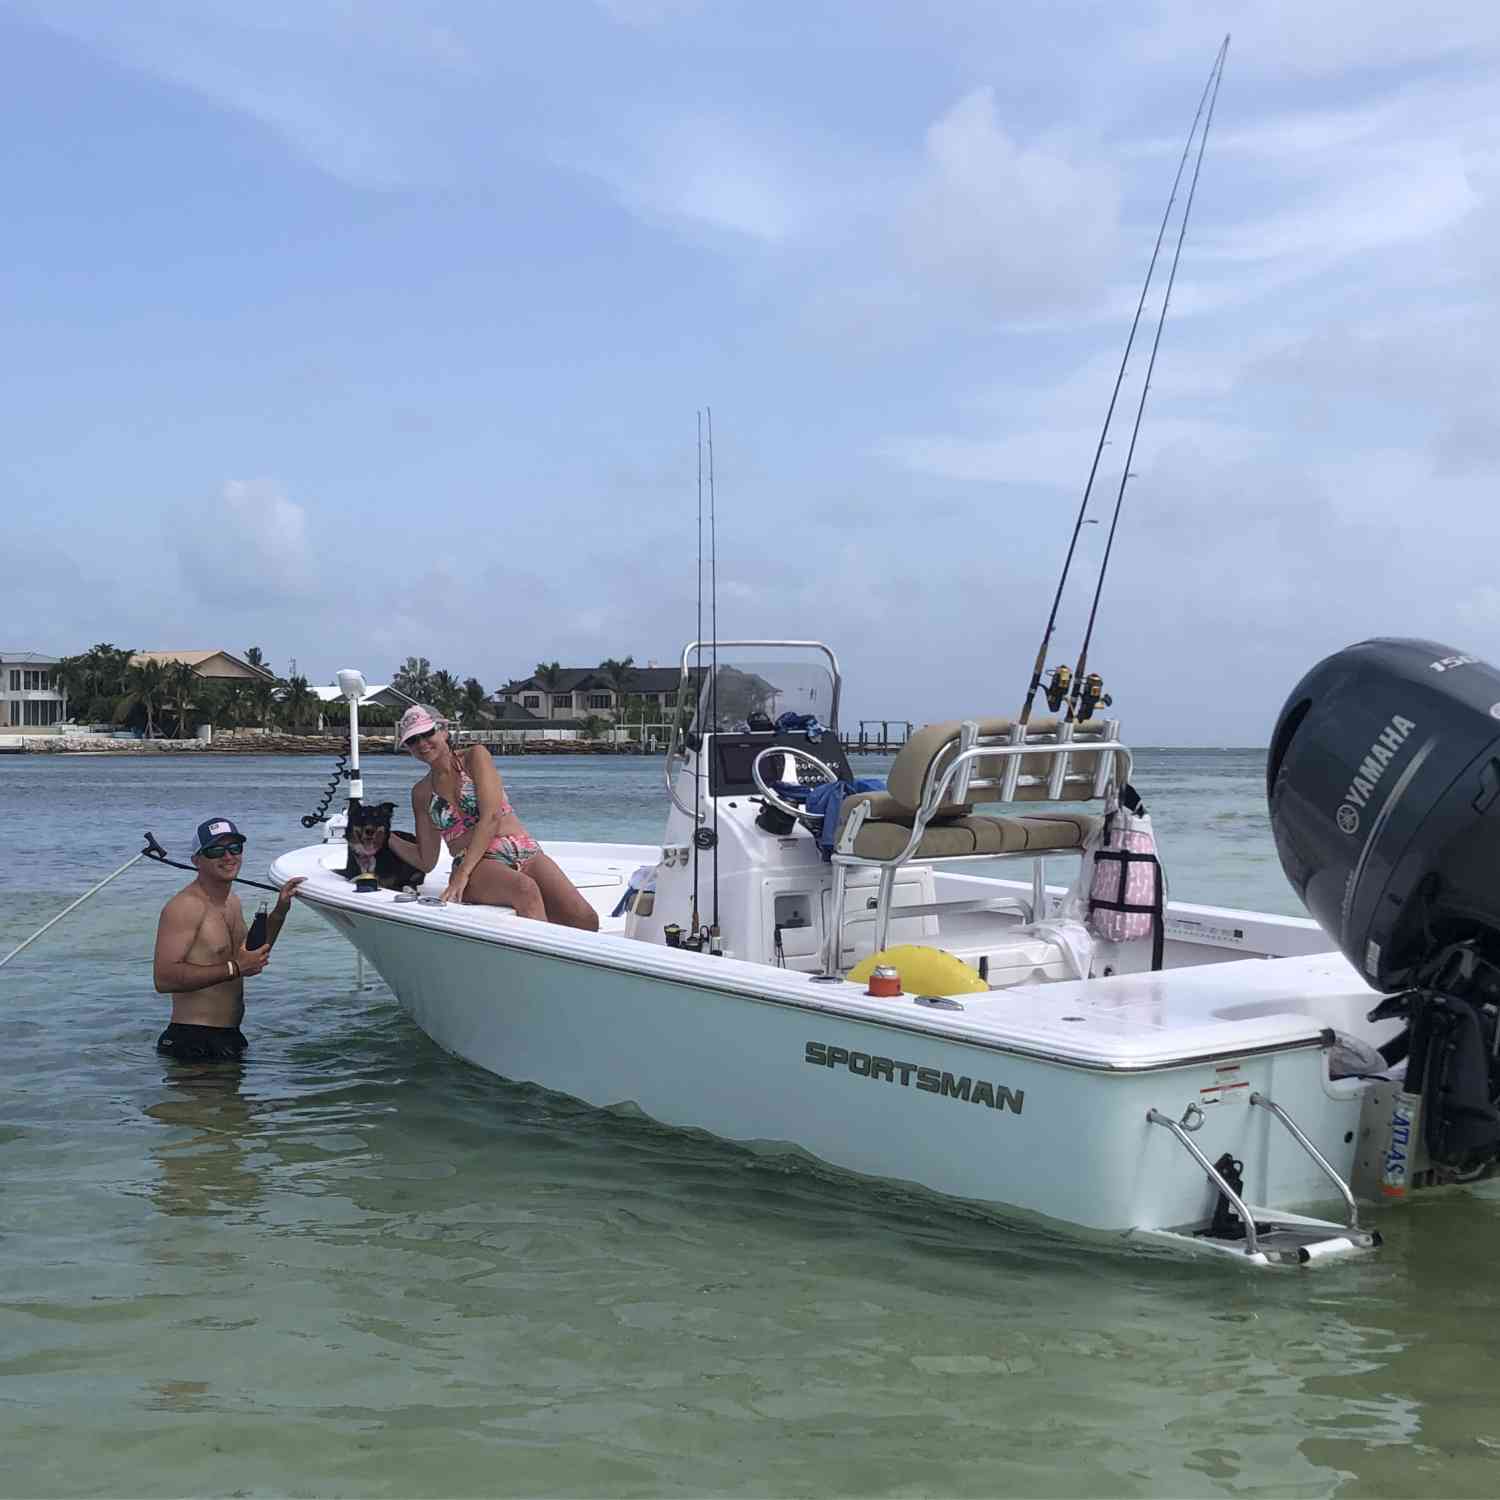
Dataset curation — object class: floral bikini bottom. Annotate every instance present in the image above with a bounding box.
[483,834,541,871]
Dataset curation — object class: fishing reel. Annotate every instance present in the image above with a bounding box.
[1074,673,1113,723]
[1043,665,1072,713]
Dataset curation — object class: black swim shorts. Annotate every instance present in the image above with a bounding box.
[155,1022,248,1062]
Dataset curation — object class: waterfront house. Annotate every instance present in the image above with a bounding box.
[129,650,277,684]
[495,664,704,724]
[0,650,67,729]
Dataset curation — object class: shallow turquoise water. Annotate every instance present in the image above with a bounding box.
[3,752,1499,1498]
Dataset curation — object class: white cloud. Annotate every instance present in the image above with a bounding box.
[176,480,317,605]
[896,88,1121,315]
[587,121,806,244]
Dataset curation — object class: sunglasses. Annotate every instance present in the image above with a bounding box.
[200,842,246,860]
[404,727,438,747]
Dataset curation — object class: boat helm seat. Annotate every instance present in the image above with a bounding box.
[836,794,1097,860]
[822,713,1128,974]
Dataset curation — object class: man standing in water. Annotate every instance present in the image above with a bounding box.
[152,817,304,1061]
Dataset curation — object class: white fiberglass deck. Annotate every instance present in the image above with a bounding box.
[272,840,1376,1074]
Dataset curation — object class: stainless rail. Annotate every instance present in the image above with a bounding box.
[1249,1091,1361,1232]
[1146,1107,1261,1258]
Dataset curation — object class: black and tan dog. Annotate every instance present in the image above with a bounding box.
[341,800,424,891]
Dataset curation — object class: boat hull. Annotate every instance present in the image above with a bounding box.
[310,898,1365,1236]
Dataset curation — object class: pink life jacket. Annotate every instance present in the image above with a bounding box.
[1087,784,1164,967]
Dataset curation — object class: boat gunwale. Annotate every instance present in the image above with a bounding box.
[278,860,1336,1079]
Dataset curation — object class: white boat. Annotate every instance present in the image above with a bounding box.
[271,643,1500,1267]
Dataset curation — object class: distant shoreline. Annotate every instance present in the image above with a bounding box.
[0,733,649,757]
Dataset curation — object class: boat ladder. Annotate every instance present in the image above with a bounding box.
[1142,1093,1382,1266]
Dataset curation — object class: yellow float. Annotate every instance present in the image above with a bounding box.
[847,945,989,995]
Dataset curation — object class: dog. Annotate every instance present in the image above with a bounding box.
[341,800,425,891]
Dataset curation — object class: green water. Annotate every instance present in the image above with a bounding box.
[3,753,1499,1497]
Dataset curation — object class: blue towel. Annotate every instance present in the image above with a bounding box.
[774,711,825,740]
[803,778,885,858]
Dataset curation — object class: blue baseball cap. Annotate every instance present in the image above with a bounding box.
[191,816,245,856]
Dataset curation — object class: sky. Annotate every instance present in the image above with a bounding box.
[3,0,1498,743]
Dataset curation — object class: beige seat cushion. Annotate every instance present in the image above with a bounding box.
[848,811,1099,862]
[885,716,1112,811]
[835,789,967,832]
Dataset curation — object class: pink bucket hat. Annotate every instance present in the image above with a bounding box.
[396,704,440,748]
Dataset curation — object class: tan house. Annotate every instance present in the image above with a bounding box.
[129,650,277,682]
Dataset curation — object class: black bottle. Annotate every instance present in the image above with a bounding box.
[247,900,270,950]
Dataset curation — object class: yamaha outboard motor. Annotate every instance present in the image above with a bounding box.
[1267,639,1500,1176]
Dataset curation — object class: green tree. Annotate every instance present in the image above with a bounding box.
[57,643,136,723]
[53,656,91,724]
[578,713,610,742]
[429,669,462,722]
[117,658,166,738]
[596,657,636,723]
[167,661,199,738]
[217,681,246,731]
[463,676,490,725]
[534,661,566,718]
[244,645,271,674]
[194,681,230,733]
[279,674,317,733]
[248,679,277,731]
[393,656,434,700]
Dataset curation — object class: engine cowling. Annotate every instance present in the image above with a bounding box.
[1268,639,1500,1173]
[1267,637,1500,993]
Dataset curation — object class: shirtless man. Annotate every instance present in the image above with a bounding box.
[152,817,304,1062]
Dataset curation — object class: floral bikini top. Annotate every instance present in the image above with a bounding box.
[428,755,514,848]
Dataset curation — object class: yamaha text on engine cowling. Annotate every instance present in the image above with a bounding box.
[1267,638,1500,1175]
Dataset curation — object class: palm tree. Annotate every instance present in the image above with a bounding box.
[195,681,229,733]
[463,676,489,726]
[244,645,271,674]
[58,644,135,723]
[54,656,91,724]
[248,679,277,731]
[597,657,636,748]
[534,661,567,720]
[118,659,166,738]
[279,674,317,734]
[393,656,434,701]
[168,661,199,738]
[218,681,246,731]
[429,669,462,723]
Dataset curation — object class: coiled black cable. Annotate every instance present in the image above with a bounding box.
[301,753,351,828]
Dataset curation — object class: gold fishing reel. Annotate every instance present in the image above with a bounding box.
[1043,665,1072,712]
[1075,672,1113,722]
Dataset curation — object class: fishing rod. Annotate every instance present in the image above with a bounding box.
[1067,35,1229,723]
[706,404,722,955]
[0,833,285,974]
[0,849,150,973]
[139,832,282,893]
[690,409,704,945]
[1018,34,1229,726]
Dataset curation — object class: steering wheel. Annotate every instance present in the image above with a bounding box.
[751,744,841,823]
